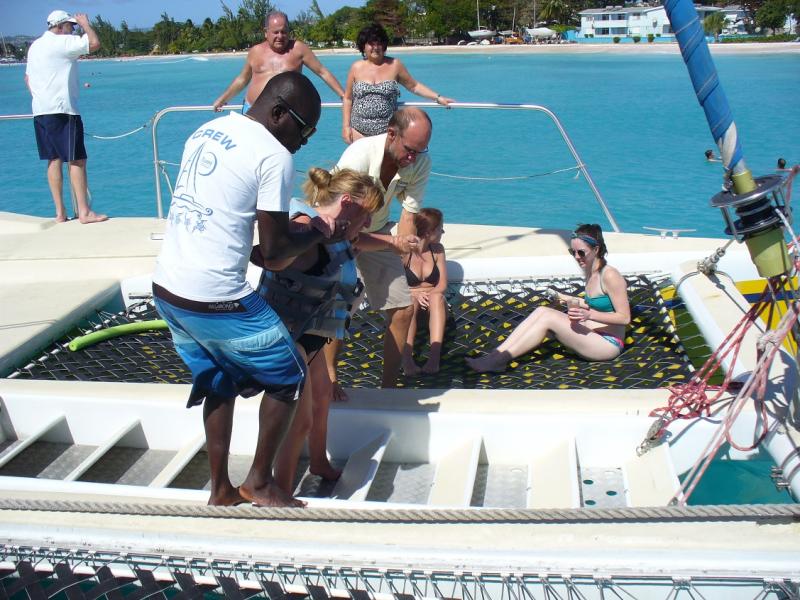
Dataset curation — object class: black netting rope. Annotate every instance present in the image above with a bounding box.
[9,276,695,390]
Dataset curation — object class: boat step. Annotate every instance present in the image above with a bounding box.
[624,443,681,506]
[472,463,529,508]
[366,461,435,504]
[428,436,481,506]
[149,433,206,488]
[64,419,141,482]
[0,413,67,469]
[527,438,580,509]
[0,441,97,479]
[331,429,392,501]
[167,452,253,490]
[579,466,626,508]
[77,447,175,486]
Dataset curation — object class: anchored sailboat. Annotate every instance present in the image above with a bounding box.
[468,0,496,40]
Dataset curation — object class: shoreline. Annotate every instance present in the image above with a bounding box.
[1,41,796,69]
[319,41,800,56]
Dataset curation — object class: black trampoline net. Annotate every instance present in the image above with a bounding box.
[9,275,697,390]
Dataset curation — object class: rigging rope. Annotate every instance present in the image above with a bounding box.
[643,273,799,504]
[87,119,152,141]
[430,164,582,181]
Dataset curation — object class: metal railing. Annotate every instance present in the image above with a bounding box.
[0,113,85,218]
[1,545,797,600]
[150,102,620,231]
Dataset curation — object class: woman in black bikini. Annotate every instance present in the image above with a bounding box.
[402,208,448,375]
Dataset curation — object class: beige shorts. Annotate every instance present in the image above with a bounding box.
[356,249,412,311]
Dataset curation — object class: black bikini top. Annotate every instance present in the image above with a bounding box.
[405,249,440,287]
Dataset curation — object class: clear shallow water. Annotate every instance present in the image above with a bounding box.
[1,51,798,236]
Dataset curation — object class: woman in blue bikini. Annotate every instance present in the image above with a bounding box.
[466,223,630,373]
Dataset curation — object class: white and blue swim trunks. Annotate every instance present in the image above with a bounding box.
[153,284,306,407]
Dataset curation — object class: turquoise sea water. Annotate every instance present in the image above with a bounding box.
[1,50,798,236]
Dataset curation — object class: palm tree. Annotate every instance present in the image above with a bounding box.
[703,11,726,42]
[538,0,571,25]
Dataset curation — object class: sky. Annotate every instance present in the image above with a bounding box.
[2,0,364,37]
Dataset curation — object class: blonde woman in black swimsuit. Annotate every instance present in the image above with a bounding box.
[402,208,448,375]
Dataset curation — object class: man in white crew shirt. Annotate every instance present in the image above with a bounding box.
[153,72,348,507]
[25,10,107,224]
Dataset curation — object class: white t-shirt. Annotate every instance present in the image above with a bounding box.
[26,31,89,116]
[335,133,431,233]
[153,112,295,301]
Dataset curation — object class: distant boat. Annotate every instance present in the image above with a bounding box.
[468,27,496,40]
[469,0,496,41]
[525,26,558,39]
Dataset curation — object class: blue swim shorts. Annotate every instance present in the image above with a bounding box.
[153,285,306,407]
[34,114,88,162]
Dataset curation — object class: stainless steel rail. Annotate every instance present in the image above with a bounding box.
[1,113,81,217]
[150,102,620,231]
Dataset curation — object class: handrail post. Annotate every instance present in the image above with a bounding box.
[398,101,620,232]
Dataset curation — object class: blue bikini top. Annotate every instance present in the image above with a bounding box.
[585,268,614,313]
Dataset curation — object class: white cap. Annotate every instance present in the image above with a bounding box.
[47,10,78,28]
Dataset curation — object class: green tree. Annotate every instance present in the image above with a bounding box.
[416,0,474,39]
[126,28,152,54]
[291,10,315,41]
[756,0,789,32]
[90,15,120,56]
[539,0,572,25]
[217,3,247,49]
[703,11,726,41]
[364,0,408,39]
[152,12,180,53]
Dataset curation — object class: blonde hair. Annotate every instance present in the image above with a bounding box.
[302,167,384,214]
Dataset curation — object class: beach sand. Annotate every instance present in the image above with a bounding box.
[317,41,800,56]
[41,40,795,66]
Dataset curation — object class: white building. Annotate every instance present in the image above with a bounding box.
[578,4,724,39]
[720,5,748,35]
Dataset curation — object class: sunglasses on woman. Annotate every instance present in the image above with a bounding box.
[568,248,589,259]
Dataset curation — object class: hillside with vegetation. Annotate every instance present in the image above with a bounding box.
[4,0,797,59]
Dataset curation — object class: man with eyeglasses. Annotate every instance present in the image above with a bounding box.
[25,10,106,224]
[331,107,432,388]
[153,72,349,508]
[213,11,344,113]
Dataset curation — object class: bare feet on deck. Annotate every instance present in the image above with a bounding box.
[331,381,349,402]
[78,211,108,224]
[240,481,307,507]
[465,352,509,373]
[310,461,342,482]
[54,215,68,223]
[207,485,247,506]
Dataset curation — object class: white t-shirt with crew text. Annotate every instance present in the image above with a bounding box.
[153,112,294,301]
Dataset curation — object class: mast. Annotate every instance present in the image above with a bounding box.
[476,0,481,29]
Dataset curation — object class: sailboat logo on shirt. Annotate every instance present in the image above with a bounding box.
[169,143,216,233]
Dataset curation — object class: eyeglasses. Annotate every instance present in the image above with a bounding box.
[277,95,316,141]
[400,136,428,158]
[568,248,589,259]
